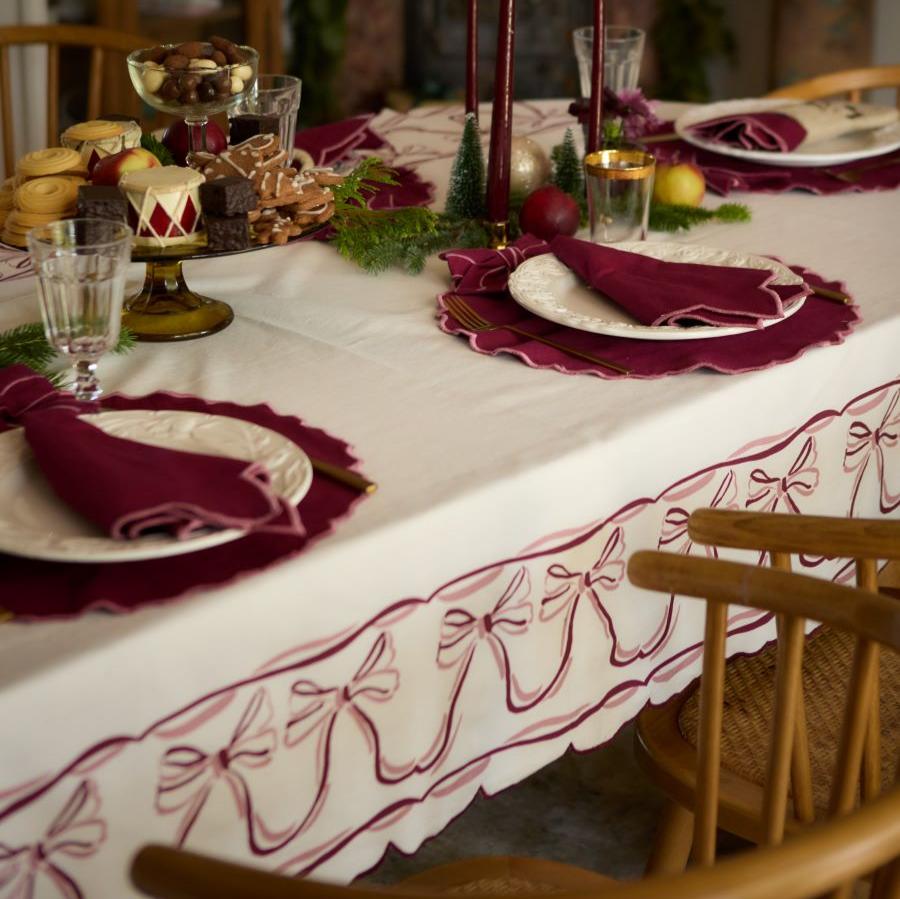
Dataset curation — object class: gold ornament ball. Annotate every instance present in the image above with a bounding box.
[509,136,550,196]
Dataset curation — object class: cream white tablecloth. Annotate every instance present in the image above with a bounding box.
[0,101,898,898]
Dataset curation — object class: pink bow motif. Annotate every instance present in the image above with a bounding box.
[747,437,820,515]
[659,471,739,557]
[541,526,660,667]
[155,688,276,847]
[0,780,105,899]
[844,390,900,515]
[437,567,537,712]
[248,634,400,850]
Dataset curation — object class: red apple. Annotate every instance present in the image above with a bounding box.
[162,119,227,165]
[91,147,161,186]
[519,185,580,241]
[653,162,706,206]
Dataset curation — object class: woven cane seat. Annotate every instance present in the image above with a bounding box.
[397,857,615,896]
[679,626,900,814]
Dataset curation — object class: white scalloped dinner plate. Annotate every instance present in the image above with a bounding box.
[508,242,806,342]
[675,98,900,167]
[0,410,312,563]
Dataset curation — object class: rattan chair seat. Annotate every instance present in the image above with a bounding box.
[678,626,900,814]
[396,857,615,896]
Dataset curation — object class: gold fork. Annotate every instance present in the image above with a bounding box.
[825,154,900,183]
[444,294,630,375]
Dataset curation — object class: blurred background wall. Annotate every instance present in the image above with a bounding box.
[3,0,898,137]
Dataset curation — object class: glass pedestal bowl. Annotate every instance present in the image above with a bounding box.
[127,44,259,154]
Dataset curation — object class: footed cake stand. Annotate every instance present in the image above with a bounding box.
[126,228,322,342]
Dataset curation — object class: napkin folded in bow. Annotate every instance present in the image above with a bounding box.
[0,366,305,540]
[550,235,807,328]
[690,101,900,153]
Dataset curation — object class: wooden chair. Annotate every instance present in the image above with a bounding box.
[130,556,900,899]
[767,64,900,107]
[0,24,154,177]
[636,510,900,876]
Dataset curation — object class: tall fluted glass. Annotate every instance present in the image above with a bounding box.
[27,219,133,401]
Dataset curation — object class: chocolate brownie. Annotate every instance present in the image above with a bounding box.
[76,185,127,223]
[199,176,258,216]
[204,212,250,251]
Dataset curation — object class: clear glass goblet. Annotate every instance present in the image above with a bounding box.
[27,219,133,401]
[127,46,259,155]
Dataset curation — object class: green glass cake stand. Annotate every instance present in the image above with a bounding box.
[126,226,322,342]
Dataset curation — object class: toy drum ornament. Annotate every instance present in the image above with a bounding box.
[119,166,204,248]
[61,120,142,173]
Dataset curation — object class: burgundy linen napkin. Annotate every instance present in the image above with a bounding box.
[689,112,807,152]
[549,235,800,328]
[442,235,548,294]
[294,115,385,166]
[0,366,304,540]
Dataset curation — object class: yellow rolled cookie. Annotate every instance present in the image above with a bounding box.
[10,209,71,228]
[15,176,80,215]
[0,187,13,211]
[61,120,124,143]
[1,227,27,247]
[0,209,7,229]
[16,147,83,178]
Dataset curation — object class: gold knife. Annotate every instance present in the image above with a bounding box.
[310,457,377,494]
[810,285,853,305]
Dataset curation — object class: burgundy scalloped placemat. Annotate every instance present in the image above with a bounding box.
[437,241,860,379]
[0,391,370,621]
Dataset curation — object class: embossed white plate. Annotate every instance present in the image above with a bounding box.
[0,410,313,563]
[675,98,900,167]
[508,242,807,342]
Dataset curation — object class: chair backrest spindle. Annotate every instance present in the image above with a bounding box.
[46,43,59,146]
[0,45,12,174]
[691,601,728,866]
[88,47,105,121]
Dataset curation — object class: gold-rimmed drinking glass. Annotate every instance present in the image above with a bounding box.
[585,148,655,243]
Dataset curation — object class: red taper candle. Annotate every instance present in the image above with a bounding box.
[486,0,516,227]
[586,0,604,153]
[466,0,479,116]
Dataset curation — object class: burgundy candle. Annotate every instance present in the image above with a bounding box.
[586,0,604,153]
[466,0,479,116]
[486,0,516,227]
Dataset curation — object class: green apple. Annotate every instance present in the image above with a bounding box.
[653,162,706,207]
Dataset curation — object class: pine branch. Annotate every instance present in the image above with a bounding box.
[331,157,398,208]
[0,324,137,377]
[330,206,491,274]
[140,133,175,166]
[649,201,751,232]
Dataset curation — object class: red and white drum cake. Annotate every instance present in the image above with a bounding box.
[119,166,205,248]
[60,120,142,173]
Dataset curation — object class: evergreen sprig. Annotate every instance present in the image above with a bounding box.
[0,323,137,382]
[329,156,491,274]
[331,157,398,208]
[649,201,751,232]
[140,133,175,166]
